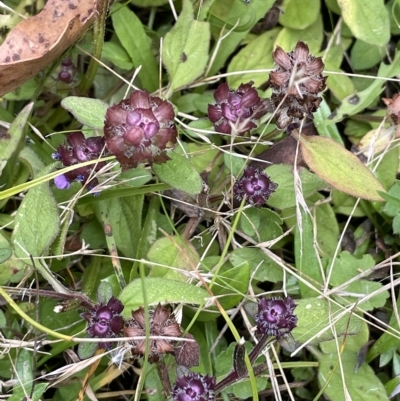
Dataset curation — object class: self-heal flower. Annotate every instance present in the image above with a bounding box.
[54,174,70,190]
[208,81,271,135]
[233,166,277,206]
[172,367,216,401]
[81,297,124,349]
[104,90,177,170]
[124,304,186,363]
[54,131,106,190]
[268,41,326,130]
[255,296,297,338]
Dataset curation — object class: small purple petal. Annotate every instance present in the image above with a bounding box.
[54,174,70,189]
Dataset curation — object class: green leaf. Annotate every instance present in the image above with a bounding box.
[279,0,320,29]
[0,232,25,284]
[224,151,248,177]
[326,50,400,123]
[207,0,276,76]
[0,310,6,328]
[350,39,385,70]
[296,133,386,201]
[327,251,389,311]
[18,147,45,179]
[61,97,108,129]
[211,262,250,309]
[329,251,376,285]
[10,349,33,399]
[292,298,363,345]
[0,248,11,264]
[325,63,356,101]
[130,0,168,5]
[313,99,344,145]
[163,0,210,96]
[239,208,283,242]
[368,290,400,363]
[318,351,389,401]
[275,15,324,55]
[320,319,369,353]
[111,4,158,92]
[119,277,209,318]
[266,164,327,210]
[101,42,134,70]
[152,151,203,195]
[227,29,279,88]
[337,0,390,46]
[12,164,60,260]
[229,247,283,283]
[77,341,98,360]
[147,236,199,280]
[382,180,400,216]
[295,209,323,297]
[208,0,258,32]
[95,195,143,259]
[0,102,32,178]
[314,198,339,258]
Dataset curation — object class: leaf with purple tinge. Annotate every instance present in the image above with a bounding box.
[295,132,386,201]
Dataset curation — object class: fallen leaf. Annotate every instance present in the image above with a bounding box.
[0,0,97,96]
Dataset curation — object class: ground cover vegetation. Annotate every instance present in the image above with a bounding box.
[1,0,400,400]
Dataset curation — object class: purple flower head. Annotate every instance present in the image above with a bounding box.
[81,296,124,349]
[208,81,271,136]
[54,174,71,190]
[55,132,106,191]
[255,296,297,338]
[104,90,177,170]
[233,166,278,206]
[268,41,326,130]
[173,368,216,401]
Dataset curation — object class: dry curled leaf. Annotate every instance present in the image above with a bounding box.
[0,0,98,96]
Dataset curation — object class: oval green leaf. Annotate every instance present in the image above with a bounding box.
[152,151,203,195]
[337,0,390,47]
[296,133,386,201]
[61,97,108,129]
[292,298,363,345]
[0,248,12,264]
[119,277,208,318]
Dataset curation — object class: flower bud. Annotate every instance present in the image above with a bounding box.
[255,296,297,338]
[233,166,277,206]
[81,297,124,349]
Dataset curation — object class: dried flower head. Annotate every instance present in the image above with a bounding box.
[53,131,106,191]
[208,81,271,136]
[172,367,216,401]
[233,166,278,206]
[268,41,326,130]
[124,304,194,364]
[383,93,400,126]
[81,297,124,349]
[104,90,177,170]
[255,296,297,338]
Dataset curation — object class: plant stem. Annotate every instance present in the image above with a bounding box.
[98,201,127,289]
[77,0,109,95]
[214,334,269,393]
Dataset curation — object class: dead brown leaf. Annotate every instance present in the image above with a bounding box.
[0,0,98,96]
